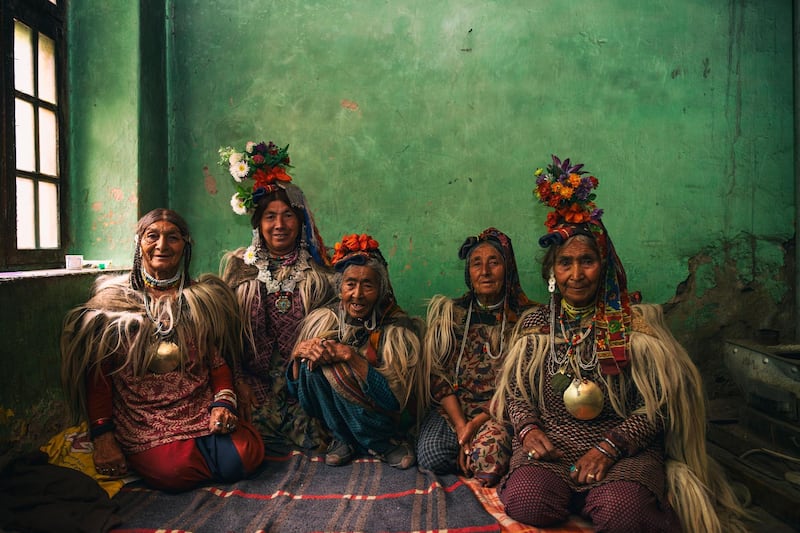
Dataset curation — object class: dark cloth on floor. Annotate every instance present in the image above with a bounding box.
[0,450,120,533]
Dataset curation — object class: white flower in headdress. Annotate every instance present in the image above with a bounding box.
[229,160,250,181]
[230,193,248,215]
[228,151,243,165]
[243,245,257,265]
[245,141,256,154]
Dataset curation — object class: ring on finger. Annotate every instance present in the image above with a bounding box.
[527,450,537,460]
[215,421,223,427]
[587,473,595,480]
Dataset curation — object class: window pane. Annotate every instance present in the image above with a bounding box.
[16,177,35,249]
[15,99,35,172]
[39,108,58,176]
[38,34,57,104]
[14,21,34,96]
[38,181,59,248]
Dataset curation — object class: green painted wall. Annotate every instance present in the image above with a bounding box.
[165,0,793,321]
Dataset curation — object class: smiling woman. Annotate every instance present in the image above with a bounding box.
[219,139,336,454]
[60,208,264,491]
[288,233,422,469]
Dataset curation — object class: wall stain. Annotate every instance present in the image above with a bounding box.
[341,99,359,111]
[203,166,218,195]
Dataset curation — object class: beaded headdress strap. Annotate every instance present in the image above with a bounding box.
[534,154,631,376]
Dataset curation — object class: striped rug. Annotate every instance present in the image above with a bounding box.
[111,450,501,533]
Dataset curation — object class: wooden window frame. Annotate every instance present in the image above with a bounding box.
[0,0,67,270]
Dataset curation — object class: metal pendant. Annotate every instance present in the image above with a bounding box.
[562,378,604,420]
[148,341,181,373]
[275,291,293,314]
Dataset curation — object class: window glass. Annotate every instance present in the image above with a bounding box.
[39,108,58,176]
[38,181,59,248]
[15,178,35,249]
[15,99,35,172]
[38,34,57,104]
[13,21,34,96]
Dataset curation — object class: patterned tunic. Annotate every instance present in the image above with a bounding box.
[421,298,514,484]
[109,342,223,455]
[504,304,667,502]
[227,250,335,452]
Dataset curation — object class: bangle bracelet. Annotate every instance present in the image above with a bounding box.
[603,437,621,457]
[594,443,616,461]
[518,423,539,443]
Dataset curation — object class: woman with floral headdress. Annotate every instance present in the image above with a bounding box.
[61,209,265,491]
[219,141,336,453]
[287,234,422,469]
[492,156,747,532]
[416,228,535,486]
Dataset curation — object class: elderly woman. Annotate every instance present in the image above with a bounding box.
[493,156,746,532]
[416,228,534,486]
[219,140,336,453]
[287,234,421,469]
[61,209,265,492]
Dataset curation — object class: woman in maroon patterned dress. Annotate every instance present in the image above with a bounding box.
[219,140,335,453]
[493,156,746,532]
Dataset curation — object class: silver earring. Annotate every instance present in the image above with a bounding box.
[548,269,556,294]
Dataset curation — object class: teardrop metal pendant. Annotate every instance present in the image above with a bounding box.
[562,378,604,420]
[148,341,181,373]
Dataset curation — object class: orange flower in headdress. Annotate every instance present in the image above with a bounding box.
[332,233,380,265]
[253,166,292,190]
[534,154,602,230]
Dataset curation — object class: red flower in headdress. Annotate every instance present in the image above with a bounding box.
[332,233,380,265]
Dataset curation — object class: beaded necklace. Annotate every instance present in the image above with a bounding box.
[142,266,182,291]
[256,248,300,313]
[548,297,597,387]
[142,276,185,373]
[454,297,506,391]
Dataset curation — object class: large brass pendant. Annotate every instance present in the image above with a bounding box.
[562,378,604,420]
[148,341,181,373]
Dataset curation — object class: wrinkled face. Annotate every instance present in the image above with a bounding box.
[140,221,185,279]
[468,242,505,306]
[259,199,300,256]
[340,265,380,320]
[554,237,601,308]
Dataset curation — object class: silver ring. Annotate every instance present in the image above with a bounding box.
[215,421,223,427]
[587,473,595,479]
[527,450,536,460]
[226,424,234,430]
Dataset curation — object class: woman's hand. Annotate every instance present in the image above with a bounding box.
[522,427,562,462]
[92,432,128,478]
[234,380,255,422]
[292,337,335,371]
[209,406,238,434]
[570,446,615,484]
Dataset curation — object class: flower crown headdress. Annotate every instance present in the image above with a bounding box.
[331,233,384,272]
[534,154,602,231]
[218,141,292,215]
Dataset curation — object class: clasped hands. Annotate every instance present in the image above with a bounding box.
[292,337,354,371]
[522,428,615,484]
